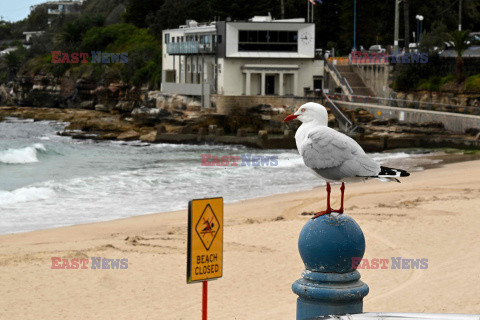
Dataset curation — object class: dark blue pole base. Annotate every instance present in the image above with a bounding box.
[296,298,363,320]
[292,269,369,320]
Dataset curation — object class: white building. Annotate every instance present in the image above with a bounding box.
[30,1,83,15]
[161,17,323,104]
[23,31,45,42]
[0,47,18,56]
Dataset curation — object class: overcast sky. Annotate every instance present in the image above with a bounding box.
[1,0,48,22]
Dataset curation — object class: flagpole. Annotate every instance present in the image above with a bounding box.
[311,1,314,22]
[307,0,310,22]
[353,0,357,50]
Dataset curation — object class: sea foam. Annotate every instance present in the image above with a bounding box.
[0,187,56,205]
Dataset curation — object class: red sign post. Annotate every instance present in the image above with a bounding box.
[187,197,223,320]
[202,281,208,320]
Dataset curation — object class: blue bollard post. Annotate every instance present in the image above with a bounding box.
[292,214,369,320]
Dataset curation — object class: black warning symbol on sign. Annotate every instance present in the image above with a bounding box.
[195,204,220,250]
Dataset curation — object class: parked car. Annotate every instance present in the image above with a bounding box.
[408,43,419,53]
[368,45,386,53]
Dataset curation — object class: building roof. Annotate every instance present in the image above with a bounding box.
[441,46,480,58]
[163,17,309,32]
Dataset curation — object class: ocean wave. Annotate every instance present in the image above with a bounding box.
[0,186,56,205]
[0,143,46,164]
[370,152,412,163]
[4,117,34,123]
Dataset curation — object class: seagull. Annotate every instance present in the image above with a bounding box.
[284,102,409,219]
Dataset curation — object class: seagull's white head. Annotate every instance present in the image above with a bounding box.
[283,102,328,126]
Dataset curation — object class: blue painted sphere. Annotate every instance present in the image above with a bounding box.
[298,214,365,273]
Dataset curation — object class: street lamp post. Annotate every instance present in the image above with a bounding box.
[416,17,419,43]
[353,0,357,50]
[459,0,462,31]
[394,0,400,54]
[419,15,423,42]
[415,15,424,43]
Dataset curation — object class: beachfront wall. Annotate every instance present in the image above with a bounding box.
[335,100,480,133]
[354,64,393,99]
[212,95,325,114]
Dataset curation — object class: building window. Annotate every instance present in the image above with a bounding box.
[164,33,170,44]
[172,37,175,43]
[238,30,297,52]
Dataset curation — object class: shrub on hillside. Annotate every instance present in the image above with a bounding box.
[465,74,480,92]
[392,54,445,91]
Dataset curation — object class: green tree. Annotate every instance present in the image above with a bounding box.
[403,0,410,51]
[419,21,448,53]
[26,6,49,31]
[123,0,164,28]
[57,15,105,50]
[449,30,471,83]
[1,48,26,81]
[147,0,213,38]
[209,0,277,21]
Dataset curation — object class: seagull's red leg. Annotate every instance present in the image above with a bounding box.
[312,182,332,219]
[332,182,345,214]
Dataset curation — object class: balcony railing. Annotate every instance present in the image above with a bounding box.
[167,41,215,55]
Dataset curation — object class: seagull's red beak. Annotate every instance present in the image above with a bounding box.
[283,114,298,122]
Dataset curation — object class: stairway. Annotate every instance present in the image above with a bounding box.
[335,65,373,96]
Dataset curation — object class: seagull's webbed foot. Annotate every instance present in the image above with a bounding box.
[312,209,332,219]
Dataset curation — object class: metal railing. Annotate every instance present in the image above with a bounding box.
[166,41,215,55]
[327,92,480,116]
[349,52,389,65]
[323,92,357,133]
[316,312,480,320]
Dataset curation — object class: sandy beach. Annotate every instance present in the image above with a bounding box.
[1,160,480,319]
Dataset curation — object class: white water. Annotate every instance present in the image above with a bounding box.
[0,143,46,164]
[0,118,439,235]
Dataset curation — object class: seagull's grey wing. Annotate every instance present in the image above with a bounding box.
[300,127,380,179]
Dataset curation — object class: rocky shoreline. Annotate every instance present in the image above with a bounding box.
[1,104,479,151]
[1,75,479,150]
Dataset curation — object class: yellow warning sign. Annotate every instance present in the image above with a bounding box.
[187,197,223,283]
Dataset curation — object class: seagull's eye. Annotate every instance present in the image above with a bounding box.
[301,108,306,112]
